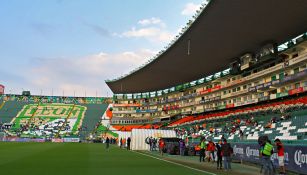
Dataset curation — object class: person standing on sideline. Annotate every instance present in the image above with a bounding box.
[199,138,206,162]
[208,140,215,162]
[127,137,131,150]
[216,140,223,170]
[159,138,165,156]
[274,139,285,175]
[149,137,153,151]
[179,139,185,156]
[260,140,274,175]
[120,138,123,148]
[221,139,232,171]
[105,137,110,150]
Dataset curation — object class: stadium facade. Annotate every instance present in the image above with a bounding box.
[104,2,307,172]
[106,0,307,124]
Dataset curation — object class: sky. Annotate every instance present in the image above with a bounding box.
[0,0,204,97]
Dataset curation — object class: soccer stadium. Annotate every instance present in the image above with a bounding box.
[1,0,307,175]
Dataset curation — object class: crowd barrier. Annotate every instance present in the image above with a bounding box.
[0,137,80,143]
[1,137,46,142]
[232,143,307,174]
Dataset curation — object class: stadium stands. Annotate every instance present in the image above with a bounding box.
[171,95,307,143]
[0,95,110,139]
[0,101,29,123]
[0,94,110,104]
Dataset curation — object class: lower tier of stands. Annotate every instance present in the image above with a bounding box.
[171,95,307,144]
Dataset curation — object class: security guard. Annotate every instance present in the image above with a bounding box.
[260,140,274,175]
[199,138,206,162]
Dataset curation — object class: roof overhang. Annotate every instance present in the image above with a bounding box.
[106,0,307,94]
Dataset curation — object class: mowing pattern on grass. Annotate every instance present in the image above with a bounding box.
[0,142,206,175]
[8,103,86,138]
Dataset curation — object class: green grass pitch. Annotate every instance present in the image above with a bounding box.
[0,142,207,175]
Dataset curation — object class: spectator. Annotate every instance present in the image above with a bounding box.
[221,139,232,171]
[149,137,153,151]
[120,138,123,148]
[207,140,215,162]
[265,122,272,129]
[158,139,165,156]
[127,137,131,150]
[105,137,110,150]
[179,139,185,156]
[239,129,244,140]
[216,140,223,170]
[153,138,157,151]
[274,139,285,175]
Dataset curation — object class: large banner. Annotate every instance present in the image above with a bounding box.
[2,137,31,142]
[51,138,64,143]
[63,138,80,143]
[232,143,307,174]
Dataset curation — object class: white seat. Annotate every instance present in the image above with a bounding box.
[264,130,272,134]
[298,128,307,133]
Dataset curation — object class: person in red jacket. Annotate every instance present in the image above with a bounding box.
[207,141,215,162]
[274,139,286,174]
[159,138,165,156]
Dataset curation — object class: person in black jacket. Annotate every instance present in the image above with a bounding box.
[127,137,131,150]
[105,137,110,150]
[215,140,223,169]
[221,139,232,171]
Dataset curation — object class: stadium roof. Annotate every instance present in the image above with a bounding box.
[106,0,307,94]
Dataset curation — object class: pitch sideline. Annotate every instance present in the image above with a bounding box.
[133,151,217,175]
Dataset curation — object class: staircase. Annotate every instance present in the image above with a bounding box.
[0,101,5,111]
[0,101,28,123]
[95,104,118,137]
[79,104,109,139]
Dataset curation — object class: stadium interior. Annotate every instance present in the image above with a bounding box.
[1,0,307,175]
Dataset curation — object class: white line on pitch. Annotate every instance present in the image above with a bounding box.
[133,151,216,175]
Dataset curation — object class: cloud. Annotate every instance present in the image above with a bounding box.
[181,3,201,16]
[138,17,164,27]
[21,49,156,96]
[122,27,173,42]
[119,17,174,43]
